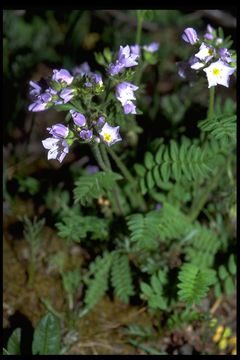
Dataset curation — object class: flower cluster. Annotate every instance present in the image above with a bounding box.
[179,26,236,88]
[28,43,143,162]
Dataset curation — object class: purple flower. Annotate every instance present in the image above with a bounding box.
[73,62,91,76]
[143,42,159,53]
[130,44,141,56]
[84,82,93,88]
[92,73,103,84]
[118,45,139,67]
[123,101,136,114]
[70,110,86,127]
[79,129,93,140]
[59,88,74,103]
[47,123,69,139]
[182,28,199,45]
[108,45,139,76]
[97,116,105,127]
[116,82,138,106]
[219,48,234,64]
[42,137,69,163]
[99,122,122,146]
[29,81,42,97]
[108,61,125,76]
[28,92,53,112]
[52,69,73,85]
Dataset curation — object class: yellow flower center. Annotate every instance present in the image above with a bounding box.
[212,68,221,76]
[103,133,112,142]
[208,48,213,55]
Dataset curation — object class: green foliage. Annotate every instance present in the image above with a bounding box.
[62,269,81,295]
[214,254,236,297]
[111,253,134,303]
[167,308,201,330]
[198,115,236,144]
[18,176,40,195]
[122,324,153,338]
[6,328,21,355]
[32,313,61,355]
[135,138,213,194]
[177,263,216,305]
[161,93,189,123]
[55,206,109,243]
[74,171,123,206]
[21,216,45,257]
[83,252,113,312]
[140,270,168,310]
[127,211,161,250]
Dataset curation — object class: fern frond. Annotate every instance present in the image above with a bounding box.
[84,252,113,311]
[140,271,168,310]
[198,115,236,144]
[127,211,161,250]
[74,171,122,206]
[111,253,134,303]
[135,138,213,194]
[56,211,108,243]
[177,263,216,305]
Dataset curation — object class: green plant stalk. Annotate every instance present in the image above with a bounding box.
[136,11,144,45]
[100,144,124,215]
[91,143,108,171]
[207,86,215,119]
[27,259,36,288]
[189,166,224,222]
[107,147,146,211]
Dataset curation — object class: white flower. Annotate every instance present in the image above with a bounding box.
[99,123,122,146]
[195,43,215,63]
[203,60,235,88]
[42,137,69,163]
[115,82,138,106]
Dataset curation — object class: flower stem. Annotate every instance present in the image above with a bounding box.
[91,143,108,171]
[207,86,215,119]
[107,147,146,211]
[189,166,224,222]
[136,10,144,45]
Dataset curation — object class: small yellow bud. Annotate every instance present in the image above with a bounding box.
[231,347,237,355]
[228,336,236,346]
[218,338,228,350]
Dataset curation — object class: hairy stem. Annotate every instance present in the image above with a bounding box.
[136,10,144,45]
[207,86,215,119]
[107,147,146,211]
[189,166,224,222]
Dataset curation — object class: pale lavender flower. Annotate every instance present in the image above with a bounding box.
[92,73,103,85]
[118,45,139,67]
[70,110,86,127]
[28,92,52,112]
[143,42,159,53]
[52,69,73,85]
[99,122,122,146]
[204,24,215,40]
[47,123,69,139]
[219,48,234,63]
[29,81,42,97]
[123,101,137,114]
[195,42,215,63]
[130,44,141,56]
[108,45,139,75]
[79,129,93,140]
[182,28,199,45]
[42,137,69,163]
[59,88,74,103]
[115,82,138,106]
[97,116,105,127]
[108,61,125,76]
[73,62,91,76]
[203,59,235,88]
[84,82,93,88]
